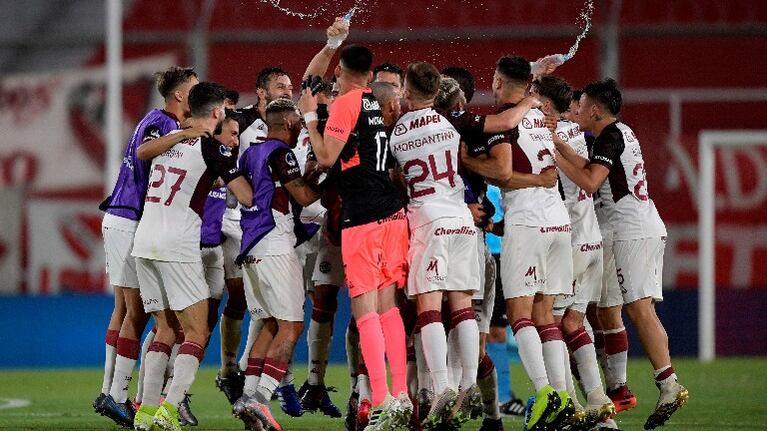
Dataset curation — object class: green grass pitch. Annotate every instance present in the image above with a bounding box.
[0,358,765,430]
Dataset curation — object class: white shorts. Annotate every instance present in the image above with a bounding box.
[102,222,139,289]
[201,246,225,300]
[472,232,496,334]
[501,225,573,299]
[613,237,666,304]
[311,231,345,288]
[242,253,305,322]
[296,235,319,293]
[221,215,242,280]
[406,217,480,298]
[135,258,209,313]
[598,229,623,308]
[554,243,603,315]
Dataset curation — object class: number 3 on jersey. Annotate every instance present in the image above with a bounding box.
[146,164,187,206]
[403,149,456,198]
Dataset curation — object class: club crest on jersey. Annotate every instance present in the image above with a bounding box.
[393,123,407,136]
[362,98,380,111]
[522,118,533,129]
[557,131,569,142]
[285,152,298,167]
[219,144,233,157]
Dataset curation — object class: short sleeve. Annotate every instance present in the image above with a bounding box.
[142,124,163,142]
[590,129,623,169]
[202,138,242,184]
[270,148,302,185]
[446,110,486,136]
[324,92,362,143]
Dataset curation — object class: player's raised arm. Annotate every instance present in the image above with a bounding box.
[298,87,346,168]
[482,95,541,133]
[303,17,349,80]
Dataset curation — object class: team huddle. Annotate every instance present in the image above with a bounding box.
[92,17,689,431]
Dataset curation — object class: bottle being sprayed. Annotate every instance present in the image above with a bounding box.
[530,53,571,76]
[326,7,356,49]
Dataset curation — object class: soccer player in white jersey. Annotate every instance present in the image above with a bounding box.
[95,66,205,428]
[131,82,253,431]
[461,56,574,431]
[389,62,482,430]
[553,78,688,430]
[531,76,616,428]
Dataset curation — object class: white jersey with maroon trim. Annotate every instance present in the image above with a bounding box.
[555,120,601,245]
[589,122,666,241]
[133,131,240,262]
[499,107,570,227]
[389,107,470,229]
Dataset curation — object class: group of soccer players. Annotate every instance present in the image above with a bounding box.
[93,16,689,431]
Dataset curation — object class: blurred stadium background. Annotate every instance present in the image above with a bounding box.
[0,0,765,373]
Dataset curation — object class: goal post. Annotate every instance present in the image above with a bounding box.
[697,130,767,362]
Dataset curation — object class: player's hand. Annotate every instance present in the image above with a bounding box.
[520,95,542,110]
[531,54,563,77]
[298,88,319,120]
[327,17,349,41]
[539,166,558,188]
[544,110,558,132]
[468,203,486,226]
[212,177,225,188]
[184,124,214,139]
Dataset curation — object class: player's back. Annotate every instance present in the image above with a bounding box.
[326,88,402,227]
[133,132,216,262]
[502,106,569,227]
[555,120,601,245]
[389,107,468,229]
[596,122,666,240]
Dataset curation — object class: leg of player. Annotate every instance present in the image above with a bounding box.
[135,326,156,406]
[219,277,246,382]
[597,305,635,413]
[95,287,125,413]
[235,318,276,421]
[378,285,413,421]
[415,291,454,429]
[561,308,615,427]
[344,318,363,431]
[133,310,177,431]
[109,288,151,405]
[446,292,481,427]
[301,283,342,417]
[532,293,574,428]
[507,296,558,431]
[625,297,688,430]
[162,299,210,412]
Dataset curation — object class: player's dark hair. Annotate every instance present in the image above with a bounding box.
[155,66,197,100]
[340,44,374,74]
[406,62,441,101]
[256,67,289,90]
[188,82,226,118]
[532,76,572,114]
[225,89,240,105]
[441,67,475,103]
[571,89,583,102]
[495,56,531,85]
[582,78,622,115]
[318,79,334,97]
[374,62,404,83]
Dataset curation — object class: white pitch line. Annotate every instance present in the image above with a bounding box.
[0,398,31,409]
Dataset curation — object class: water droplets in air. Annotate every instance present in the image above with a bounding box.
[564,0,595,61]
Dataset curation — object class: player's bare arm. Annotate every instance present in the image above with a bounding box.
[494,167,558,189]
[555,155,609,194]
[298,88,344,168]
[224,176,253,208]
[283,177,321,207]
[482,95,540,133]
[302,17,349,80]
[136,125,212,161]
[459,142,511,182]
